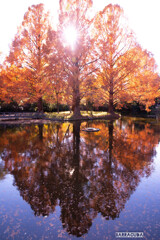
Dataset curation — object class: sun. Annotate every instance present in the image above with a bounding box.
[63,26,78,49]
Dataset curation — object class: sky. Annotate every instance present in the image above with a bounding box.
[0,0,160,71]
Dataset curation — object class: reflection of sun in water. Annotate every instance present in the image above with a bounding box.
[63,26,78,49]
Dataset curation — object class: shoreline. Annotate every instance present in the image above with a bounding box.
[0,113,120,125]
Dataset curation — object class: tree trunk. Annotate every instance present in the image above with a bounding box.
[38,124,43,141]
[73,121,81,168]
[72,60,81,118]
[108,96,114,114]
[108,120,113,162]
[56,93,59,114]
[72,94,81,118]
[108,77,114,114]
[37,97,43,112]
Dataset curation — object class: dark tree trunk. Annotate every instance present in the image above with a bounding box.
[108,77,114,114]
[37,97,43,112]
[108,120,114,162]
[56,124,60,145]
[38,124,43,141]
[56,93,59,114]
[72,95,81,118]
[73,121,81,168]
[72,59,81,119]
[108,96,114,114]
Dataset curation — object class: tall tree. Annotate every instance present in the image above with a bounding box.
[128,46,159,111]
[58,0,96,118]
[5,4,53,112]
[94,4,159,113]
[0,68,6,102]
[44,28,66,113]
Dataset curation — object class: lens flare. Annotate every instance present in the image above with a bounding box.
[63,26,77,49]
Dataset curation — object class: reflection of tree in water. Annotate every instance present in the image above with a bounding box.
[0,124,63,216]
[0,119,159,237]
[87,121,145,220]
[85,119,158,220]
[59,121,95,237]
[0,161,7,180]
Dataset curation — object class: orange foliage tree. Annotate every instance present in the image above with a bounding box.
[5,4,54,112]
[0,68,6,103]
[44,27,67,113]
[94,4,159,113]
[57,0,97,118]
[128,46,159,111]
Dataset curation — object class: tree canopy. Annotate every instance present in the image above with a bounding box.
[1,2,159,114]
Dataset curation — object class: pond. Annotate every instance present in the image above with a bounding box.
[0,117,160,240]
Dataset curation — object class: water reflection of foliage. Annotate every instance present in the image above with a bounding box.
[0,161,7,180]
[0,119,159,237]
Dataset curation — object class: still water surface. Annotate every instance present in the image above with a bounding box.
[0,118,160,239]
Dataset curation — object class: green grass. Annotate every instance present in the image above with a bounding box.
[45,111,72,119]
[45,111,110,120]
[81,111,109,117]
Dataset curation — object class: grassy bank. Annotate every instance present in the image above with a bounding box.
[45,111,110,120]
